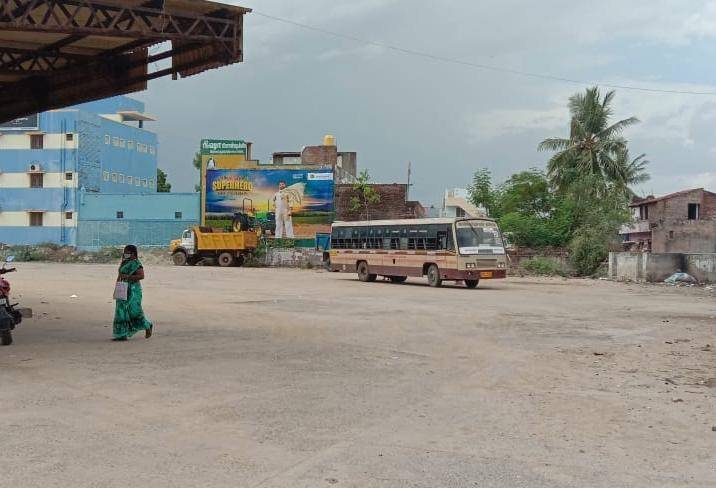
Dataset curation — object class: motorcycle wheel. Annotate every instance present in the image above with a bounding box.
[1,330,12,346]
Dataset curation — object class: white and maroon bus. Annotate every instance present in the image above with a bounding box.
[329,218,508,288]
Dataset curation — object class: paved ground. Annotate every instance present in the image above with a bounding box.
[1,263,714,487]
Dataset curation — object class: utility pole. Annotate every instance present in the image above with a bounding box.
[406,161,412,201]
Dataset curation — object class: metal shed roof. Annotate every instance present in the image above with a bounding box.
[0,0,251,123]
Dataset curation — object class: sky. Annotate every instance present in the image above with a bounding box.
[136,0,716,206]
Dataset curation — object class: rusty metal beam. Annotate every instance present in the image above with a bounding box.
[0,0,242,45]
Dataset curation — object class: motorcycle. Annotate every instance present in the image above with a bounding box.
[0,256,32,346]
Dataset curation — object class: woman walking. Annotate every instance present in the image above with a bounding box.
[113,245,153,341]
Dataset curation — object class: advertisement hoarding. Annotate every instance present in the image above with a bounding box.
[205,169,334,239]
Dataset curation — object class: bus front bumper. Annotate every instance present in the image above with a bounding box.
[443,269,507,280]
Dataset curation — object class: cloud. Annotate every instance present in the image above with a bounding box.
[139,0,716,205]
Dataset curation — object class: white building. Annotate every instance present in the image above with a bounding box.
[441,188,487,218]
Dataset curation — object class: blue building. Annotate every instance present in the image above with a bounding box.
[0,96,197,248]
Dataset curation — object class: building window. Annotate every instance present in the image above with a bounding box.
[669,230,674,239]
[639,204,649,220]
[175,211,183,220]
[135,177,141,187]
[65,212,73,220]
[105,134,111,145]
[29,212,43,227]
[103,171,110,181]
[127,176,133,185]
[148,178,154,189]
[149,146,155,155]
[119,138,126,148]
[119,174,125,183]
[112,136,119,147]
[111,173,118,183]
[688,203,700,220]
[30,173,44,188]
[116,211,124,219]
[65,172,73,181]
[128,140,134,150]
[142,178,148,187]
[30,134,44,149]
[66,133,74,142]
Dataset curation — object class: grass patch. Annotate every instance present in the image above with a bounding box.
[521,256,565,276]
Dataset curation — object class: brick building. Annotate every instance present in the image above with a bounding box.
[335,183,427,221]
[271,135,357,183]
[620,188,716,252]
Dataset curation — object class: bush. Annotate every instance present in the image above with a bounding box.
[521,257,564,276]
[570,232,609,276]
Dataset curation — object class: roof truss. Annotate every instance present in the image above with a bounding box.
[0,0,250,122]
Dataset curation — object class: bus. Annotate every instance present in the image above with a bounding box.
[329,217,508,288]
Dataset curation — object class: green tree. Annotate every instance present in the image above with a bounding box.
[192,151,202,192]
[156,168,171,193]
[538,86,648,194]
[467,168,495,215]
[497,169,552,217]
[350,170,381,220]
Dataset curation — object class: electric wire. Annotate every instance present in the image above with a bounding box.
[252,10,716,96]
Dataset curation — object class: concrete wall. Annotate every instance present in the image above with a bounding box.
[79,192,199,221]
[609,252,684,282]
[684,254,716,283]
[609,251,716,283]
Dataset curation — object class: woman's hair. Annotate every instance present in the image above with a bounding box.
[123,245,138,257]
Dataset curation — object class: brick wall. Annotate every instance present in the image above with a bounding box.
[335,184,427,221]
[302,145,337,166]
[652,220,716,253]
[643,189,708,222]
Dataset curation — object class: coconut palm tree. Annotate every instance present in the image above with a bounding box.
[538,87,647,194]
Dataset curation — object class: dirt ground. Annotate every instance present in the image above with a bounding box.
[1,263,714,488]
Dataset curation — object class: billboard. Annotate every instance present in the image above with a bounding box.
[205,169,334,239]
[0,114,39,130]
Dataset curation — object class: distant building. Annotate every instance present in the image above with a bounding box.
[0,96,198,248]
[441,188,487,218]
[271,135,357,184]
[620,188,716,253]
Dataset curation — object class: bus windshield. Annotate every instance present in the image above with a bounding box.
[455,220,504,255]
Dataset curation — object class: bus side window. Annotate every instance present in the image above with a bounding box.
[446,232,455,251]
[437,231,447,250]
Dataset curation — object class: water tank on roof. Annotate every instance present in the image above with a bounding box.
[323,134,336,147]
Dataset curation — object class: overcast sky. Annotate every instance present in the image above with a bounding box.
[137,0,716,206]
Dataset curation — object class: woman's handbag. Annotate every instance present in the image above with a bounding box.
[113,281,129,301]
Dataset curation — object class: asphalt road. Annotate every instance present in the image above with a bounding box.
[1,263,714,487]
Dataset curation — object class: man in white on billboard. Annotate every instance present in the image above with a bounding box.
[273,181,294,238]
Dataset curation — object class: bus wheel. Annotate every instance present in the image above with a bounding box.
[357,262,376,282]
[465,279,479,289]
[389,276,407,283]
[218,252,235,267]
[426,264,442,287]
[172,251,188,266]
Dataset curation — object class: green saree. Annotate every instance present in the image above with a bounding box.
[113,258,152,339]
